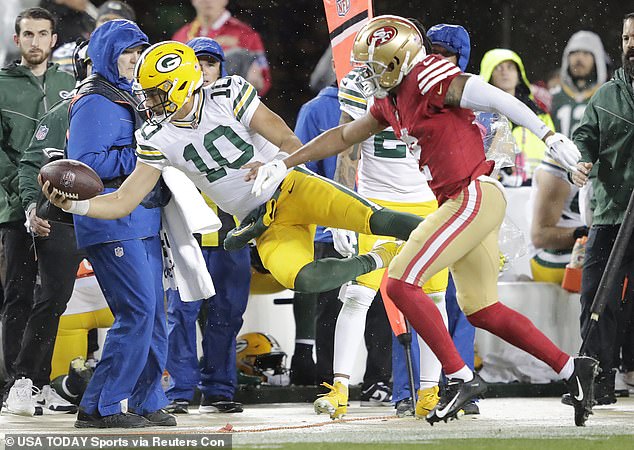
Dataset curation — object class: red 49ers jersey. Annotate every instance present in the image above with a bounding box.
[370,54,494,204]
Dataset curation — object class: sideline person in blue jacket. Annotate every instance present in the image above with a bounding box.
[66,20,171,428]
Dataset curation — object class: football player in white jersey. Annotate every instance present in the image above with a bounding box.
[314,67,449,420]
[529,156,586,283]
[42,40,423,296]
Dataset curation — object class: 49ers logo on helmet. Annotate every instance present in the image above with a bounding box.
[368,26,397,47]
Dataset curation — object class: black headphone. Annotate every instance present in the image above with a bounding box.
[73,39,91,81]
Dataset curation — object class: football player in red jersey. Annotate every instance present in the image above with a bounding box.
[248,15,598,426]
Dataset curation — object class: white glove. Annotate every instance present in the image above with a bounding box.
[251,160,288,196]
[545,132,581,172]
[327,228,357,257]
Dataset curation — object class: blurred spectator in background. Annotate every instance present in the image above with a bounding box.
[172,0,271,95]
[0,6,75,415]
[0,0,30,67]
[95,0,135,28]
[39,0,96,47]
[51,40,77,74]
[480,49,555,186]
[551,31,608,139]
[308,47,336,93]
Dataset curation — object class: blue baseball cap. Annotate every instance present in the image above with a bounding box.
[187,37,227,77]
[427,24,471,71]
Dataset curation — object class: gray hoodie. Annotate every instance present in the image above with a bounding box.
[560,31,608,94]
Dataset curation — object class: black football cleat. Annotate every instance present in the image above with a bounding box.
[142,409,177,426]
[426,373,487,425]
[199,394,244,414]
[564,356,599,426]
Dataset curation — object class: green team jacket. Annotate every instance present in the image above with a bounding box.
[19,98,70,210]
[0,63,74,224]
[573,68,634,225]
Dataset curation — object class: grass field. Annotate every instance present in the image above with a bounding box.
[235,437,633,450]
[2,398,633,450]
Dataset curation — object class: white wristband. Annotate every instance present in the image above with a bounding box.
[63,200,90,216]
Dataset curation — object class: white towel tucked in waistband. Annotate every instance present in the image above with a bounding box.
[161,166,221,302]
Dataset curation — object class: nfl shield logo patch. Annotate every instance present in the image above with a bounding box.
[114,247,124,257]
[336,0,350,16]
[35,125,49,141]
[61,170,75,189]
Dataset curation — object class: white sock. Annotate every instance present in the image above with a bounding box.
[418,293,447,389]
[295,339,315,346]
[558,357,574,380]
[446,365,474,382]
[420,380,438,390]
[333,285,376,377]
[333,376,349,388]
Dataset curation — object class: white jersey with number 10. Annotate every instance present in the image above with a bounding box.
[135,75,280,220]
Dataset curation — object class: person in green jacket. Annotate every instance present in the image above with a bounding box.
[480,48,555,186]
[0,7,75,414]
[571,11,634,407]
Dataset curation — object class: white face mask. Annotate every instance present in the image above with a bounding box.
[263,370,290,386]
[357,65,389,99]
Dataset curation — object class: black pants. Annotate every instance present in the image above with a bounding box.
[0,222,38,386]
[314,242,392,387]
[580,225,634,372]
[1,221,84,388]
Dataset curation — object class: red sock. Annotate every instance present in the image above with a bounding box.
[467,302,570,372]
[385,278,465,373]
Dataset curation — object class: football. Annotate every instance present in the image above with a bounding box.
[40,159,104,201]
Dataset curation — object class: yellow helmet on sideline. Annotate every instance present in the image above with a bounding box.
[236,332,288,384]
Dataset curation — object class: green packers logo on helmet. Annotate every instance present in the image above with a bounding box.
[156,53,182,73]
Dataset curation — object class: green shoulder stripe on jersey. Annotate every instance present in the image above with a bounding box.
[532,254,568,269]
[340,96,367,111]
[339,88,367,110]
[233,83,257,121]
[137,144,166,161]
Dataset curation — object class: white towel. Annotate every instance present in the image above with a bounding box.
[161,166,221,302]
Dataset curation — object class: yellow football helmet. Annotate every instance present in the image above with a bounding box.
[352,15,426,98]
[134,40,203,124]
[236,332,288,384]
